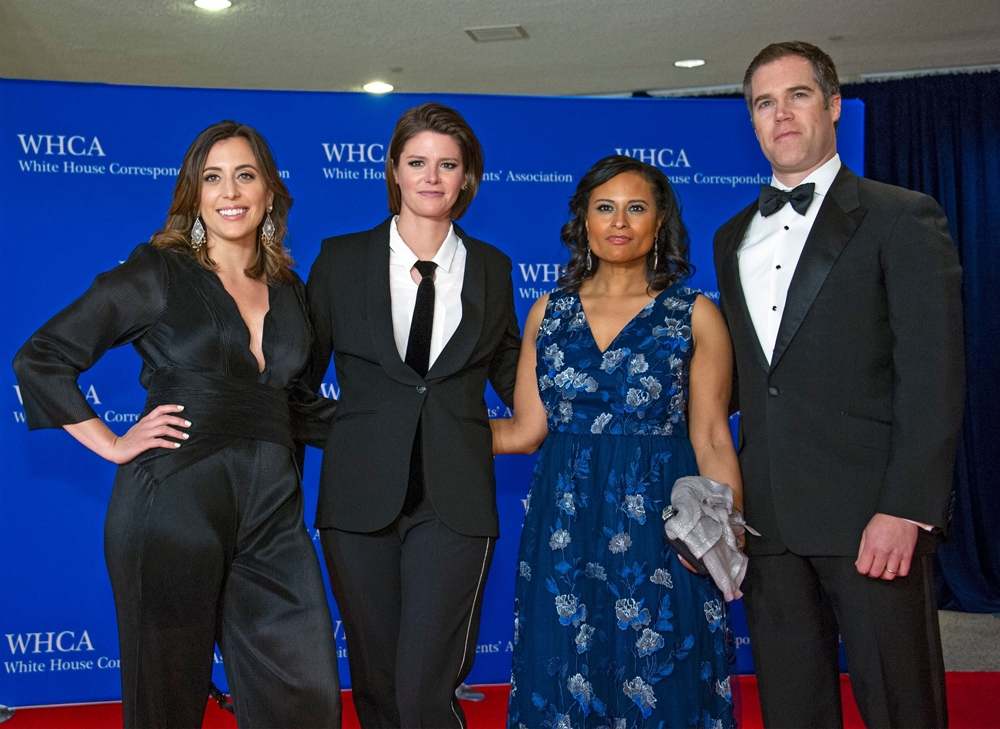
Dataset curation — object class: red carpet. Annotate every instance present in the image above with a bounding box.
[6,673,999,727]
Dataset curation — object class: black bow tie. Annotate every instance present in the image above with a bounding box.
[758,183,816,217]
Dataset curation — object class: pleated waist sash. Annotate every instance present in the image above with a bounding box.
[142,368,294,450]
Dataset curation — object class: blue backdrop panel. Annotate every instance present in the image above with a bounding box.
[0,78,863,707]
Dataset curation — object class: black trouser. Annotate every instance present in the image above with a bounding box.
[105,438,342,729]
[742,540,947,729]
[321,494,495,729]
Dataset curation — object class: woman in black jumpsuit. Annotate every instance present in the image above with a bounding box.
[13,121,341,728]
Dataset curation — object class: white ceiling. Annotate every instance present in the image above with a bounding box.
[1,0,998,97]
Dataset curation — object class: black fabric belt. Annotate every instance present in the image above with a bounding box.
[143,368,293,450]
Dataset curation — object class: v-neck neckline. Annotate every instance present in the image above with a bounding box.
[206,268,273,376]
[577,283,675,355]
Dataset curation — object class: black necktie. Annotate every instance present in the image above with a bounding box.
[758,182,816,217]
[404,260,438,377]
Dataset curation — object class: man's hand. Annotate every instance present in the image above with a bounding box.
[855,513,919,580]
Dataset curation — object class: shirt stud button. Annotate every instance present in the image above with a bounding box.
[416,386,427,394]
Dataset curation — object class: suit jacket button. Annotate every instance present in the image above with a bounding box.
[416,386,427,394]
[768,386,779,397]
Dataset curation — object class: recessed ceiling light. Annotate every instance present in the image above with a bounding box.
[363,81,394,94]
[674,59,706,69]
[195,0,231,9]
[465,25,529,42]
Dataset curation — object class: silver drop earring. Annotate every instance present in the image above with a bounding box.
[586,243,593,272]
[653,245,659,270]
[190,215,206,251]
[262,204,275,249]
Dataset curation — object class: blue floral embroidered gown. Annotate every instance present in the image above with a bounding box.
[507,283,736,729]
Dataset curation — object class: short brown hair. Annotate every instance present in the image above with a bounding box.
[385,102,484,220]
[743,41,840,114]
[150,120,295,283]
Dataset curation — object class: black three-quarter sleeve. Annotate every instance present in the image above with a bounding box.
[13,243,169,430]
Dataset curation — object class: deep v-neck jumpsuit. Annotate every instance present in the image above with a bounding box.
[13,243,342,728]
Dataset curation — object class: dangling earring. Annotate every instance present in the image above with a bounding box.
[190,215,206,251]
[653,244,659,271]
[261,203,275,250]
[586,243,593,272]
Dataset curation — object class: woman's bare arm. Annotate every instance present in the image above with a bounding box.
[687,295,743,513]
[490,295,550,455]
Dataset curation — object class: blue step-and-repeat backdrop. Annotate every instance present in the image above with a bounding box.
[0,77,863,708]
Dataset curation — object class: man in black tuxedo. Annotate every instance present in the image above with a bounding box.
[713,42,964,727]
[306,103,520,727]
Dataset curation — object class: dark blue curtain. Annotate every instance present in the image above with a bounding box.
[841,73,1000,612]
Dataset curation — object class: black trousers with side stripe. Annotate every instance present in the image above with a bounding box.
[742,537,947,729]
[321,492,494,729]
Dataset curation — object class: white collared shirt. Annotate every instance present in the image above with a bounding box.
[738,154,842,363]
[388,216,466,370]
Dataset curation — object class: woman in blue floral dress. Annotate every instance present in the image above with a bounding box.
[492,156,743,729]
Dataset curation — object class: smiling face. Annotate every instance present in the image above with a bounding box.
[393,130,466,223]
[199,136,273,250]
[584,171,664,267]
[750,54,841,186]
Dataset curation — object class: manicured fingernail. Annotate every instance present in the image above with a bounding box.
[184,420,192,427]
[176,405,185,411]
[182,433,190,439]
[173,442,181,448]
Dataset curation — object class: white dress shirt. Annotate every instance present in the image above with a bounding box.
[388,216,465,370]
[738,154,842,363]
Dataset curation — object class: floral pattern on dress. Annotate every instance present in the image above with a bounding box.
[508,283,735,729]
[536,286,697,439]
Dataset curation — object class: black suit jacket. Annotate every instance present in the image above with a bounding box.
[713,166,964,556]
[306,218,520,538]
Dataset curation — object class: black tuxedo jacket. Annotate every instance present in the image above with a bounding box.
[713,166,964,556]
[306,218,520,538]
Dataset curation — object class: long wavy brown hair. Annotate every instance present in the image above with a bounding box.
[150,120,295,284]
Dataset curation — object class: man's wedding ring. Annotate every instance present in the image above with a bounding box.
[884,567,897,574]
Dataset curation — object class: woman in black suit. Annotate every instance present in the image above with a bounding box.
[306,102,520,728]
[14,121,341,728]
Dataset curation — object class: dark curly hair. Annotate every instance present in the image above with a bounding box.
[558,155,691,293]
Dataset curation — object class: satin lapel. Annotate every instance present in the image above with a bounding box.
[427,225,485,380]
[769,167,866,371]
[365,219,422,386]
[723,205,771,373]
